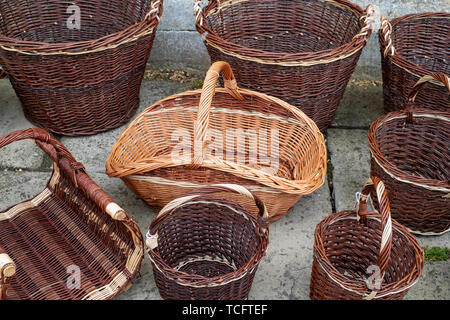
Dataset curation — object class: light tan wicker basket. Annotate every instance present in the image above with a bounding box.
[106,61,327,222]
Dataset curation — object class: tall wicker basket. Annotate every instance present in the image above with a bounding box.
[194,0,374,132]
[0,0,164,136]
[310,177,424,300]
[0,128,144,300]
[146,184,269,300]
[379,13,449,113]
[368,74,450,235]
[106,61,327,222]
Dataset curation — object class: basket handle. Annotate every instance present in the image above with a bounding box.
[356,177,392,276]
[0,129,127,221]
[406,73,450,105]
[192,61,245,167]
[379,16,396,57]
[353,5,376,41]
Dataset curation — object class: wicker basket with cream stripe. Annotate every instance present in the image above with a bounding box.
[194,0,375,132]
[310,177,424,300]
[106,61,327,222]
[369,74,450,235]
[0,128,144,300]
[146,184,269,300]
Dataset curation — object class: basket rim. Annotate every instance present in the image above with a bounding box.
[147,196,269,287]
[368,109,450,191]
[195,0,372,66]
[313,210,424,299]
[0,0,163,55]
[105,87,328,195]
[379,12,450,80]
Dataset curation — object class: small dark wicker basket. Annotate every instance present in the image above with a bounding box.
[379,13,449,113]
[0,0,164,136]
[146,184,269,300]
[310,177,424,300]
[369,74,450,235]
[195,0,374,132]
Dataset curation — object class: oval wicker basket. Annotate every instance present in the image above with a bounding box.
[379,13,449,113]
[146,184,269,300]
[0,0,164,136]
[0,128,144,300]
[368,74,450,235]
[310,177,424,300]
[194,0,374,132]
[106,61,327,222]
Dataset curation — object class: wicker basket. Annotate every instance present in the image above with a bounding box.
[0,0,164,136]
[0,128,144,300]
[368,74,450,236]
[310,177,424,300]
[379,13,449,113]
[106,61,327,222]
[194,0,374,132]
[146,184,269,300]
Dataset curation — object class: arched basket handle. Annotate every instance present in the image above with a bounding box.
[192,61,245,167]
[356,177,393,276]
[380,16,396,57]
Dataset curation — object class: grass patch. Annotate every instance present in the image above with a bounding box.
[424,246,450,264]
[190,79,204,90]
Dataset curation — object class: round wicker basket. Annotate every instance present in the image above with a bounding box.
[0,0,164,136]
[146,184,269,300]
[310,177,424,300]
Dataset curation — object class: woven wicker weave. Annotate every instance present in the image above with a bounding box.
[0,128,144,300]
[146,184,269,300]
[379,13,449,113]
[0,0,163,136]
[368,74,450,235]
[106,61,327,222]
[310,177,424,300]
[194,0,374,132]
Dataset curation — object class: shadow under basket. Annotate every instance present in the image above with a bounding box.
[0,0,164,136]
[146,185,269,300]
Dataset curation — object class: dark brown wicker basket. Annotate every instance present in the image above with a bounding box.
[0,128,144,300]
[146,184,269,300]
[310,177,424,300]
[379,13,449,113]
[194,0,374,132]
[368,74,450,235]
[0,0,164,136]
